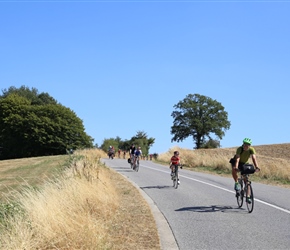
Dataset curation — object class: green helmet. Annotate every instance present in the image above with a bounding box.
[243,138,252,145]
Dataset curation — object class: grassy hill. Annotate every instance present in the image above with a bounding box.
[0,150,160,249]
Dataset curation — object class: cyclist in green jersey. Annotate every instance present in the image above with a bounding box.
[231,138,260,191]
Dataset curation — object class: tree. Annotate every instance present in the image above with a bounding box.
[0,86,93,159]
[171,94,230,149]
[130,131,155,156]
[100,138,119,153]
[100,131,155,156]
[1,85,58,105]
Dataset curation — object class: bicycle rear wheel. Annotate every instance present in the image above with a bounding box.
[246,183,254,213]
[236,179,244,208]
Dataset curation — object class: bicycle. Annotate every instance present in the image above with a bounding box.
[128,155,134,169]
[235,164,259,213]
[171,164,182,189]
[133,156,140,172]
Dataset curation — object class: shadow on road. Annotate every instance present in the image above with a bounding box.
[175,205,247,213]
[141,185,172,190]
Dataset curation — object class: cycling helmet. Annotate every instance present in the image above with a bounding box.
[109,146,112,148]
[243,138,252,145]
[174,151,179,155]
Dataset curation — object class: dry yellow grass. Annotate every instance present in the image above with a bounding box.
[2,143,289,249]
[158,143,290,186]
[0,149,160,250]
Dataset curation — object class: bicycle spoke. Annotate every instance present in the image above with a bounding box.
[236,179,244,208]
[246,184,254,213]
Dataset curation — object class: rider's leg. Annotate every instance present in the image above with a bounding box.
[170,164,174,175]
[232,165,240,191]
[231,165,238,182]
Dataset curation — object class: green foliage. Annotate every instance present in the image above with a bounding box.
[0,86,93,159]
[100,131,155,155]
[200,139,221,149]
[0,202,26,230]
[171,94,230,149]
[1,85,58,105]
[101,138,119,153]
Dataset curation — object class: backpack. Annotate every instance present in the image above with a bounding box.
[229,146,244,165]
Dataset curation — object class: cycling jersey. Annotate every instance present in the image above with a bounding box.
[236,146,256,164]
[130,146,136,154]
[171,155,180,165]
[135,150,142,156]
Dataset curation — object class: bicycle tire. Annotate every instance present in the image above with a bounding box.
[246,183,254,213]
[172,174,176,187]
[236,178,244,208]
[173,167,179,189]
[135,160,139,172]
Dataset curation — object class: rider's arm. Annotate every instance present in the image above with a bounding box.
[234,155,240,169]
[251,154,260,170]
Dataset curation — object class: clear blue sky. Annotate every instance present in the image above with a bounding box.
[1,1,289,154]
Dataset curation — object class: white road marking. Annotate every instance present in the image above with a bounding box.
[144,165,290,215]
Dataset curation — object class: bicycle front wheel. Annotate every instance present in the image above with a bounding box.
[246,183,254,213]
[135,160,139,172]
[173,170,179,189]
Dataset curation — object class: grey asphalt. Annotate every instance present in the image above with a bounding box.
[102,158,290,250]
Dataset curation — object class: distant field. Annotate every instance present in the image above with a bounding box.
[0,155,69,200]
[207,143,290,160]
[251,143,290,160]
[158,143,290,187]
[0,143,289,200]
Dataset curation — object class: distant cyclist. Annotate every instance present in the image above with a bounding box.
[170,151,182,183]
[129,144,136,162]
[133,147,142,167]
[108,146,115,158]
[231,138,260,192]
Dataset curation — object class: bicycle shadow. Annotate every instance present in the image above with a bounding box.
[140,185,172,190]
[175,205,248,213]
[109,166,134,172]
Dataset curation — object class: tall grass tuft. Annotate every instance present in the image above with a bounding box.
[0,149,119,249]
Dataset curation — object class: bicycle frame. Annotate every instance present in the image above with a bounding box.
[131,155,140,171]
[236,173,254,213]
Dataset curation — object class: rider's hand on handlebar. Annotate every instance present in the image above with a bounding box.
[255,167,260,172]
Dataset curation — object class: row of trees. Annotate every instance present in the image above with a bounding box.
[100,131,155,156]
[0,86,93,160]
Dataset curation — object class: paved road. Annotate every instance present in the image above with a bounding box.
[102,158,290,250]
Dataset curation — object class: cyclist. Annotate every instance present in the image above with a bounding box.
[129,144,136,163]
[231,138,260,201]
[108,146,115,158]
[133,146,142,168]
[170,151,181,184]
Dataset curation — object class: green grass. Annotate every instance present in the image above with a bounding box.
[0,155,70,201]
